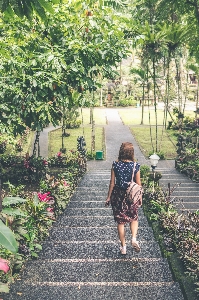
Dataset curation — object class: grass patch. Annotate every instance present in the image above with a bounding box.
[49,126,104,157]
[118,107,172,125]
[118,107,195,126]
[77,107,107,125]
[48,107,179,159]
[49,107,106,157]
[130,126,178,159]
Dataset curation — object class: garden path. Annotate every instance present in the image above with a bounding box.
[4,108,198,299]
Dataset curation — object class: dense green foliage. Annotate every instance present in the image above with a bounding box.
[142,170,199,299]
[0,0,129,136]
[0,150,86,292]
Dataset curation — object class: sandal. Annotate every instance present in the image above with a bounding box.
[120,245,126,255]
[132,240,141,253]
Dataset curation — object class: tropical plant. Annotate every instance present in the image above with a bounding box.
[0,0,129,141]
[0,220,18,254]
[0,0,60,20]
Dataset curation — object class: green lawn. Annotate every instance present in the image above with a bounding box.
[118,106,195,126]
[49,107,107,157]
[48,106,192,159]
[77,107,107,125]
[49,126,104,157]
[129,126,178,159]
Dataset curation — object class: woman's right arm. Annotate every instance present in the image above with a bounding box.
[135,170,141,186]
[105,168,115,205]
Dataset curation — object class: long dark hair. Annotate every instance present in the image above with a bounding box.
[118,142,134,161]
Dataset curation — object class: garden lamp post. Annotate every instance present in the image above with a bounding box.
[149,153,160,192]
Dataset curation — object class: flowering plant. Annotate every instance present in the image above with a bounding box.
[0,258,10,274]
[37,191,55,218]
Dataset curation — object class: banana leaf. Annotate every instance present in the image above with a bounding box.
[3,197,27,207]
[0,220,18,253]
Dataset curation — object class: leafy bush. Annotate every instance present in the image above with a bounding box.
[149,150,165,160]
[86,151,95,160]
[0,155,48,184]
[143,181,199,299]
[117,96,136,107]
[0,151,86,293]
[140,164,150,178]
[65,120,81,129]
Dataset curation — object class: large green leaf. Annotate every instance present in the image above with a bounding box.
[2,197,28,207]
[0,0,60,18]
[33,193,39,206]
[0,283,9,293]
[38,0,54,14]
[31,0,46,20]
[0,220,18,253]
[2,208,27,217]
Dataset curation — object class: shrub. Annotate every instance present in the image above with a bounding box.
[117,96,136,107]
[149,150,165,160]
[0,151,86,293]
[140,164,150,178]
[143,182,199,299]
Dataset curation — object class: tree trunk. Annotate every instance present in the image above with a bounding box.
[141,84,145,125]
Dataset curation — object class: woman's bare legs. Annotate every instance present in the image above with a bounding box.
[130,220,140,252]
[117,224,125,246]
[130,220,138,239]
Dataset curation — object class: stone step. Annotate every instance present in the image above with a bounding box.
[11,258,174,283]
[3,282,184,300]
[75,187,108,195]
[39,240,162,260]
[78,181,110,188]
[159,172,195,179]
[158,169,188,174]
[70,194,107,200]
[80,175,110,180]
[172,188,199,192]
[66,200,143,208]
[160,178,193,183]
[176,202,199,210]
[61,207,146,217]
[67,197,111,208]
[79,173,109,179]
[160,182,199,190]
[61,207,114,216]
[47,226,156,243]
[170,194,199,202]
[56,215,148,227]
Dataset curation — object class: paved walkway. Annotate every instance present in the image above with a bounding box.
[3,108,198,299]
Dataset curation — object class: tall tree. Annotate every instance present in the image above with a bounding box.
[0,0,129,135]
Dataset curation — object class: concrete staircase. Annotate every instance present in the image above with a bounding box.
[158,167,199,212]
[3,170,184,300]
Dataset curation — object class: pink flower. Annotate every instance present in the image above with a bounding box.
[46,207,55,219]
[63,180,70,187]
[46,207,54,212]
[0,258,9,273]
[43,160,48,165]
[57,152,62,157]
[37,192,54,203]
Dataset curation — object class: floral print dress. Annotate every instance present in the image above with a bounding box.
[110,161,140,224]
